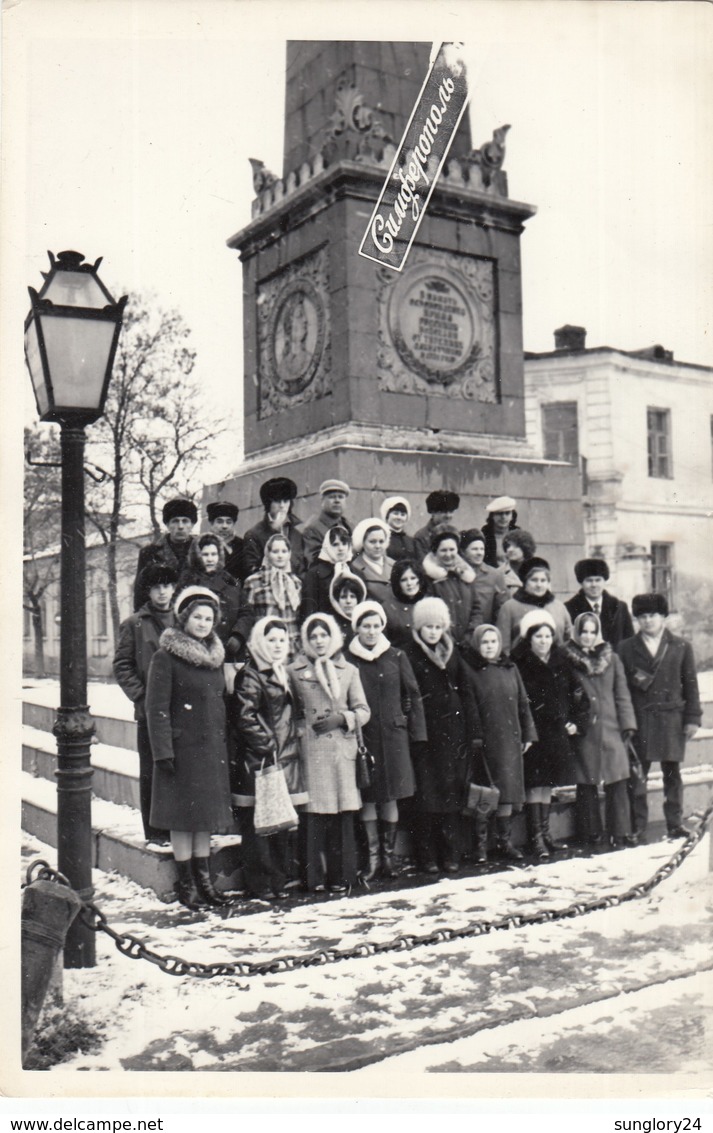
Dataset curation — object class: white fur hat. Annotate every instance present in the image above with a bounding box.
[518,608,557,640]
[412,596,451,632]
[351,600,387,631]
[351,517,391,555]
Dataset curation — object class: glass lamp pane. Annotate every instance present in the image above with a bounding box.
[24,317,51,417]
[44,270,109,308]
[39,314,116,408]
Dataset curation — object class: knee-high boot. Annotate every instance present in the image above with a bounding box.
[473,815,489,863]
[175,859,206,910]
[541,801,567,850]
[359,820,380,881]
[525,803,549,860]
[495,814,524,862]
[193,856,230,906]
[381,821,400,878]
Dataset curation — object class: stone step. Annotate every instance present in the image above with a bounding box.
[20,770,242,901]
[23,726,141,809]
[23,700,137,753]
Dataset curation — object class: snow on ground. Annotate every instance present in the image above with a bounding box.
[21,829,713,1074]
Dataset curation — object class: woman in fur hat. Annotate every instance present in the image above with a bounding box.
[512,609,590,859]
[381,559,433,650]
[351,518,396,605]
[300,525,353,621]
[466,625,537,863]
[380,496,417,562]
[329,571,367,648]
[347,601,426,880]
[243,533,303,660]
[289,612,371,892]
[178,533,252,662]
[564,612,637,848]
[403,597,481,874]
[497,556,573,650]
[228,617,308,899]
[146,587,233,910]
[421,527,482,647]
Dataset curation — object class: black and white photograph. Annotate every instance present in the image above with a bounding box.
[3,0,713,1110]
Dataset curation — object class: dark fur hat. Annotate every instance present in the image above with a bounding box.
[632,592,669,618]
[518,556,551,583]
[430,524,461,553]
[260,477,297,507]
[138,563,178,591]
[162,497,197,525]
[575,558,610,584]
[206,501,239,523]
[426,489,460,514]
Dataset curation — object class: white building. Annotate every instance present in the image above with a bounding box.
[525,326,713,663]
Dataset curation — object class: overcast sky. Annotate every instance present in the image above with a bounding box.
[5,0,712,485]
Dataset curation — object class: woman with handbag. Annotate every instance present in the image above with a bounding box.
[228,617,308,899]
[564,611,638,848]
[513,609,590,859]
[146,586,233,910]
[465,625,537,863]
[243,533,303,660]
[289,613,371,893]
[403,597,481,875]
[347,601,427,880]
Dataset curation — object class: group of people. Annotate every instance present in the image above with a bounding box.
[113,478,702,909]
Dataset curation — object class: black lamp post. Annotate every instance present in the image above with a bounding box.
[24,250,127,968]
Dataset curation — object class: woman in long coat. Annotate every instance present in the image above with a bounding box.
[380,559,433,650]
[350,517,396,605]
[347,600,427,879]
[146,586,233,909]
[299,525,353,621]
[403,596,481,874]
[243,533,303,659]
[513,608,590,858]
[497,556,573,650]
[466,624,537,862]
[228,616,308,898]
[289,612,371,892]
[178,533,253,661]
[564,612,637,847]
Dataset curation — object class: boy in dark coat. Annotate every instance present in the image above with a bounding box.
[413,490,460,562]
[113,563,177,844]
[132,498,197,609]
[566,558,634,649]
[207,500,244,581]
[617,593,701,840]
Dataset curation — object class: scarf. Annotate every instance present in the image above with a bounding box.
[422,552,476,585]
[411,627,454,670]
[318,529,353,573]
[513,586,555,609]
[349,634,391,662]
[312,656,342,702]
[261,537,301,612]
[564,639,613,677]
[248,621,290,691]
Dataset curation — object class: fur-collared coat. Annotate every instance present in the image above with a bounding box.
[466,655,537,806]
[513,643,590,789]
[565,590,634,650]
[348,643,427,803]
[146,627,232,831]
[422,553,483,646]
[564,641,636,785]
[617,629,702,764]
[288,653,370,813]
[228,660,308,807]
[177,566,254,661]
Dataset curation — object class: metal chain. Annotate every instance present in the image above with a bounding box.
[29,802,713,981]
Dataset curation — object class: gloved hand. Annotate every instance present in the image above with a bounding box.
[313,712,347,735]
[684,723,699,741]
[158,758,176,774]
[621,729,637,742]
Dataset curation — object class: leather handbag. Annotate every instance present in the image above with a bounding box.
[625,736,644,784]
[462,749,500,818]
[354,719,375,792]
[253,755,299,836]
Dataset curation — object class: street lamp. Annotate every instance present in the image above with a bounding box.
[24,250,127,968]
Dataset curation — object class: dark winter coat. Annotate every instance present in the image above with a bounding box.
[146,627,232,831]
[617,629,701,764]
[513,644,590,789]
[481,512,519,568]
[422,554,483,646]
[176,566,254,661]
[300,511,353,567]
[467,656,537,807]
[240,514,305,581]
[300,560,344,621]
[565,590,634,650]
[404,638,481,813]
[472,562,509,626]
[413,519,446,563]
[222,535,245,582]
[563,641,636,785]
[348,644,427,803]
[387,530,418,562]
[112,603,174,721]
[380,591,429,650]
[133,534,196,609]
[227,660,307,806]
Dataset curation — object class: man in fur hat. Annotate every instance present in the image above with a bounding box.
[565,557,634,648]
[114,562,177,845]
[132,498,198,610]
[618,592,701,840]
[206,500,243,581]
[241,477,305,580]
[413,490,461,562]
[301,479,353,567]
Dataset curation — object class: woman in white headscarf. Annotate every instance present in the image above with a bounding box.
[289,612,371,892]
[243,533,303,659]
[228,616,308,899]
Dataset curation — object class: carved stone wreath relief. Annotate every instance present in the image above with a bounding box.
[376,248,498,402]
[257,248,330,419]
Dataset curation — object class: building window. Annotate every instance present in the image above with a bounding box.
[651,542,674,607]
[647,407,672,478]
[542,401,579,464]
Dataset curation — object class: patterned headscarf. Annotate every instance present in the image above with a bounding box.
[261,533,301,612]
